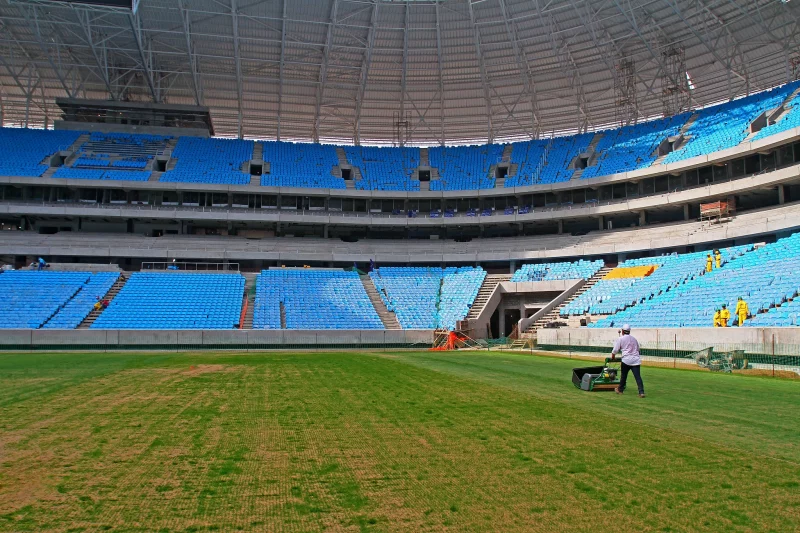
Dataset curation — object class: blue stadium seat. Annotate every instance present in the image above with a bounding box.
[344,146,420,191]
[0,128,84,177]
[261,141,344,189]
[160,137,253,185]
[511,260,603,282]
[428,145,503,191]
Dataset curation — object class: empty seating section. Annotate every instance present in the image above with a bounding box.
[511,260,603,282]
[43,273,120,329]
[581,114,690,179]
[537,133,594,184]
[370,267,485,329]
[52,167,152,181]
[664,81,800,164]
[344,146,420,191]
[161,137,253,185]
[571,245,754,324]
[261,141,343,189]
[253,269,382,329]
[504,140,549,187]
[91,273,244,329]
[429,145,503,190]
[0,128,83,177]
[74,132,169,169]
[0,271,115,329]
[752,89,800,141]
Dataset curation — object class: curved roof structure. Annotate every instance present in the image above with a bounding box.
[0,0,798,144]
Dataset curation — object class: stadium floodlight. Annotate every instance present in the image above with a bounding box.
[8,0,139,13]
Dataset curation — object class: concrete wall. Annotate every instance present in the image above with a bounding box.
[537,327,800,352]
[0,329,434,349]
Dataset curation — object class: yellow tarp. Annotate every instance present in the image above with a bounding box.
[604,265,658,279]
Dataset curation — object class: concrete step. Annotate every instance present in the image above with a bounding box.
[466,274,512,320]
[502,144,513,163]
[526,266,612,331]
[241,273,257,330]
[419,181,430,191]
[250,175,261,186]
[41,167,58,179]
[78,273,128,329]
[336,147,349,166]
[252,142,263,160]
[346,180,355,189]
[149,172,161,182]
[68,133,90,153]
[420,147,429,166]
[280,301,287,329]
[360,275,402,329]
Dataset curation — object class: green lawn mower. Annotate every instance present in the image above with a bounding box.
[572,358,621,391]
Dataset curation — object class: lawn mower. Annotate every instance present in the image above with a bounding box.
[572,357,621,391]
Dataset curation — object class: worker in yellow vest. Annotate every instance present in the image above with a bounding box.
[719,304,730,327]
[713,308,722,327]
[714,250,722,269]
[705,254,713,273]
[735,297,749,326]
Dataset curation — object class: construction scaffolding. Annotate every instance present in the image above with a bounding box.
[614,58,638,126]
[661,47,692,117]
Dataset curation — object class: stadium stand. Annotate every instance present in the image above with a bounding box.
[429,145,503,190]
[664,81,800,164]
[535,133,594,184]
[160,137,253,185]
[369,267,485,329]
[511,260,604,282]
[261,141,344,189]
[581,114,690,179]
[569,245,756,325]
[253,269,383,329]
[752,89,800,142]
[0,127,83,177]
[52,167,152,181]
[72,132,170,170]
[43,272,120,329]
[91,272,245,329]
[0,270,117,329]
[504,139,549,188]
[344,146,420,191]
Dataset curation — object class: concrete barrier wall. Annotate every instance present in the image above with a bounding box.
[0,329,435,349]
[537,327,800,352]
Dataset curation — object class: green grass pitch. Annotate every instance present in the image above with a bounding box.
[0,350,798,532]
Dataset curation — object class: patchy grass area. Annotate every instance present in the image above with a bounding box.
[0,350,798,532]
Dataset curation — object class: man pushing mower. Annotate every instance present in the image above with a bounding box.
[610,324,645,398]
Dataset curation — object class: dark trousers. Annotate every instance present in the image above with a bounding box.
[619,362,644,394]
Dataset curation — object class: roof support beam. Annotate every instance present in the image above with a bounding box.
[498,0,538,139]
[21,7,74,99]
[467,0,493,143]
[434,0,445,145]
[313,0,339,143]
[353,0,378,144]
[75,9,116,99]
[178,0,203,107]
[399,0,409,145]
[230,0,244,139]
[276,0,288,140]
[127,9,159,103]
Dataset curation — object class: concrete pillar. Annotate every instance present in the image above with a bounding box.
[639,211,647,226]
[778,185,786,205]
[683,204,690,221]
[228,192,233,208]
[323,224,329,239]
[498,309,505,339]
[618,253,627,264]
[638,181,644,196]
[510,260,517,274]
[557,220,563,234]
[598,216,604,231]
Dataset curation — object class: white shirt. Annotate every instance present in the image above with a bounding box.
[612,334,641,366]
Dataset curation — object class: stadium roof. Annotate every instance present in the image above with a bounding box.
[0,0,798,144]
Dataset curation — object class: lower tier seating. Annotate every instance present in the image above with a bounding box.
[0,271,116,329]
[511,260,604,282]
[91,272,244,329]
[370,267,485,330]
[253,269,383,329]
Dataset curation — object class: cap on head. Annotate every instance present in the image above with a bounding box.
[621,324,631,332]
[722,304,727,308]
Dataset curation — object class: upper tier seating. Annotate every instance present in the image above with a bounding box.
[751,89,800,142]
[344,146,421,191]
[0,270,115,329]
[0,128,83,177]
[253,269,383,329]
[664,81,800,164]
[370,267,485,330]
[581,114,690,179]
[52,167,152,181]
[511,260,604,282]
[73,132,170,171]
[161,137,253,185]
[504,139,549,187]
[429,145,503,190]
[91,272,244,329]
[261,141,344,189]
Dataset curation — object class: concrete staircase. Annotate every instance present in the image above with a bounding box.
[744,85,800,142]
[252,141,263,161]
[335,147,349,167]
[525,266,613,331]
[419,181,430,191]
[240,273,257,329]
[466,273,512,320]
[360,275,401,329]
[570,132,604,181]
[501,144,513,163]
[68,133,90,153]
[420,147,429,166]
[41,167,58,179]
[77,273,128,329]
[280,302,287,329]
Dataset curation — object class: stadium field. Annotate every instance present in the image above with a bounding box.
[0,351,798,532]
